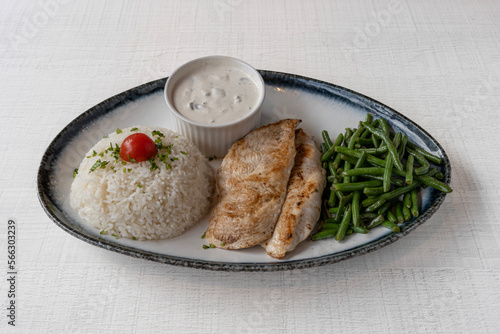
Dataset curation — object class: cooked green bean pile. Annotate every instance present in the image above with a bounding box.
[313,114,452,242]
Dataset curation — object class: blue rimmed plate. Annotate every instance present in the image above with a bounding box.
[37,71,451,271]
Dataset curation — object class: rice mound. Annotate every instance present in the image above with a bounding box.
[70,126,214,240]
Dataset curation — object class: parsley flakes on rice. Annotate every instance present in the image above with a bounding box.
[70,126,214,240]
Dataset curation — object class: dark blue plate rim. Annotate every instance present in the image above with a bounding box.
[37,70,451,272]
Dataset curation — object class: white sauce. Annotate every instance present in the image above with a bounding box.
[172,63,260,124]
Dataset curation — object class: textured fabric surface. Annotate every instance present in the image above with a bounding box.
[1,0,499,333]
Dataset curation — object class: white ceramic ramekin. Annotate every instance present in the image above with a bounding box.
[164,56,265,157]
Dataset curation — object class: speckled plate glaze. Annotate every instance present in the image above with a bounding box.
[37,71,451,271]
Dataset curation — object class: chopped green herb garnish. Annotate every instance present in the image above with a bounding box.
[202,245,209,249]
[103,135,108,138]
[220,242,225,246]
[92,150,97,157]
[73,168,78,178]
[170,157,178,162]
[121,161,127,165]
[209,243,215,248]
[201,232,206,239]
[99,152,104,157]
[152,130,165,138]
[86,155,91,158]
[180,151,187,155]
[100,230,104,235]
[112,234,118,239]
[132,236,137,240]
[127,168,132,173]
[89,159,108,173]
[131,127,138,131]
[137,184,142,188]
[123,167,127,173]
[116,128,122,134]
[127,154,136,163]
[149,158,158,171]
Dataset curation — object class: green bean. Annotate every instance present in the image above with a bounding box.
[352,151,367,182]
[321,143,329,155]
[358,146,388,155]
[371,133,381,148]
[383,155,393,192]
[382,221,400,233]
[331,180,382,192]
[332,133,344,149]
[312,228,339,241]
[365,113,373,124]
[340,154,358,166]
[348,125,365,161]
[398,134,408,160]
[406,142,442,164]
[328,161,339,180]
[363,122,404,171]
[403,192,411,209]
[410,188,419,218]
[360,213,378,220]
[365,198,386,212]
[343,161,351,183]
[322,130,333,148]
[322,223,340,230]
[352,226,368,234]
[435,171,444,180]
[328,207,339,214]
[336,205,352,241]
[415,173,452,193]
[379,181,421,202]
[335,192,354,223]
[406,154,414,185]
[344,128,353,145]
[321,133,344,162]
[327,189,337,207]
[335,146,386,167]
[332,149,343,169]
[354,151,367,169]
[407,148,429,175]
[363,174,404,187]
[395,201,404,223]
[377,200,393,215]
[355,137,373,146]
[360,129,371,139]
[342,167,385,177]
[403,205,412,222]
[362,196,380,207]
[367,214,386,229]
[379,118,390,136]
[393,132,402,150]
[352,191,361,227]
[364,186,386,196]
[387,210,397,224]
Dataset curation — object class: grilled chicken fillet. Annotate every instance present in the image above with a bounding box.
[205,119,301,249]
[262,128,326,258]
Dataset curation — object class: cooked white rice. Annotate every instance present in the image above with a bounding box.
[70,126,214,240]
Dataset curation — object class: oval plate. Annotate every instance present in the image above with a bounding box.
[37,71,451,271]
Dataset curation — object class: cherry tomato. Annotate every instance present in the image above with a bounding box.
[120,133,157,162]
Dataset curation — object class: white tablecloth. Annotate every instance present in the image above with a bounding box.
[1,0,499,333]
